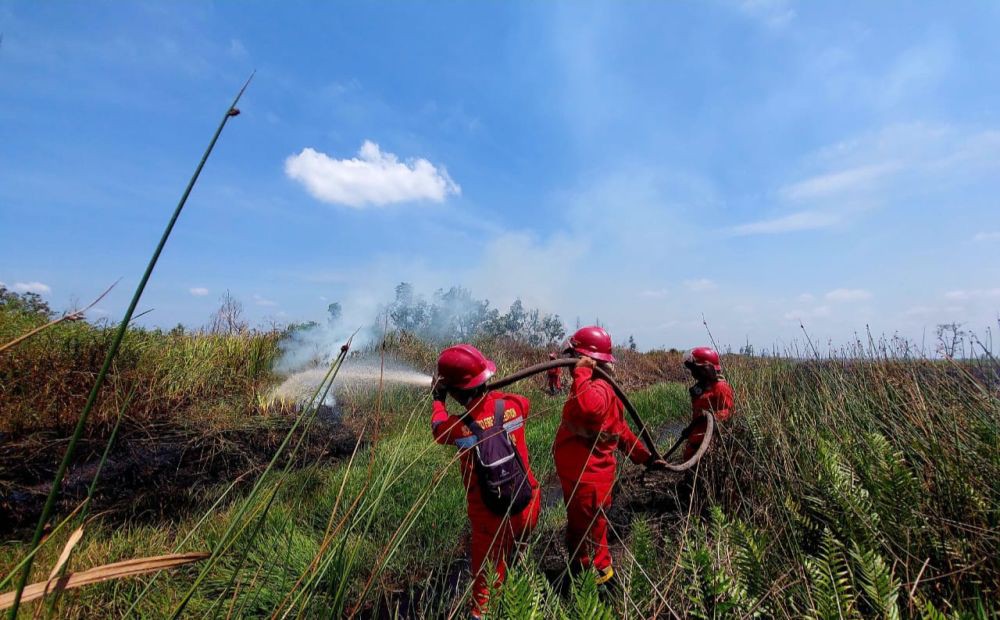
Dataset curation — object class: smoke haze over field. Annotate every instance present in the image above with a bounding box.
[273,283,566,375]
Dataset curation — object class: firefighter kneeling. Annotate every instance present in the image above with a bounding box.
[431,344,542,618]
[553,326,667,589]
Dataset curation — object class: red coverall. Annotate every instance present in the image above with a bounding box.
[431,391,541,615]
[684,379,734,460]
[546,366,562,392]
[553,367,651,575]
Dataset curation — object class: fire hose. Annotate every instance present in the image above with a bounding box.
[485,358,714,472]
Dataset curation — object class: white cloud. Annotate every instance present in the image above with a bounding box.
[189,287,209,296]
[903,306,935,317]
[781,162,900,202]
[825,288,873,302]
[284,141,460,208]
[253,294,278,307]
[973,231,1000,242]
[14,281,51,294]
[944,288,1000,301]
[728,211,839,236]
[741,124,1000,238]
[684,278,718,292]
[640,288,670,299]
[228,39,248,59]
[737,0,796,29]
[797,293,816,303]
[784,305,832,321]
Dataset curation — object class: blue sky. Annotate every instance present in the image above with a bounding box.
[2,1,999,352]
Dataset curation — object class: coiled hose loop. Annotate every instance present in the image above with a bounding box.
[486,359,714,472]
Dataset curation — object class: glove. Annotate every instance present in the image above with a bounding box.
[645,456,668,472]
[431,380,448,403]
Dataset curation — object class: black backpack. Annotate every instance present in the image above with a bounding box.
[463,399,534,517]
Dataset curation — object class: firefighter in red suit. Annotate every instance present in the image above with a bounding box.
[553,326,667,587]
[545,352,563,394]
[683,347,734,460]
[430,344,542,618]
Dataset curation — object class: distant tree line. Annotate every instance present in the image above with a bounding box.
[382,282,566,346]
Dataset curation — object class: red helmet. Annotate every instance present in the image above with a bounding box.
[684,347,721,371]
[569,326,616,363]
[436,344,497,390]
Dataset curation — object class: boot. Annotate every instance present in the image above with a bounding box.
[595,565,621,604]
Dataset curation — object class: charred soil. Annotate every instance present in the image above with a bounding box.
[0,411,361,536]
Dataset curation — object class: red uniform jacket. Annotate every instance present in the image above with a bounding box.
[689,379,734,445]
[546,367,562,386]
[553,367,651,485]
[431,391,538,514]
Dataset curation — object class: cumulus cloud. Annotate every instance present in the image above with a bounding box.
[189,287,209,296]
[284,141,460,208]
[14,281,51,294]
[825,288,873,302]
[683,278,718,292]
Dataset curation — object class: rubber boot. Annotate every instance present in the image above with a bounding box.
[596,565,621,605]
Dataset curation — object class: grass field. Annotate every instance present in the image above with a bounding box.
[1,300,998,618]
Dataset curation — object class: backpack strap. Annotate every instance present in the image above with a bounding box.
[462,414,484,439]
[493,398,506,431]
[461,398,506,439]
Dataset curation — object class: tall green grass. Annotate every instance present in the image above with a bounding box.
[2,337,996,618]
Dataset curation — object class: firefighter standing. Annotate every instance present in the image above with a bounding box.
[682,347,734,460]
[545,352,563,394]
[552,326,666,587]
[431,344,542,618]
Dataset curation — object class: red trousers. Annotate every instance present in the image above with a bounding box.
[469,486,541,615]
[559,477,613,572]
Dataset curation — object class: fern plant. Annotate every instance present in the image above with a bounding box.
[680,513,755,620]
[816,439,881,544]
[849,541,901,620]
[801,529,860,620]
[560,572,615,620]
[491,566,546,620]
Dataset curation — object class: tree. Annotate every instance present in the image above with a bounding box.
[209,291,247,335]
[500,299,527,336]
[0,285,52,318]
[388,282,429,333]
[431,286,496,341]
[628,335,637,351]
[936,322,966,358]
[327,302,342,326]
[541,313,566,345]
